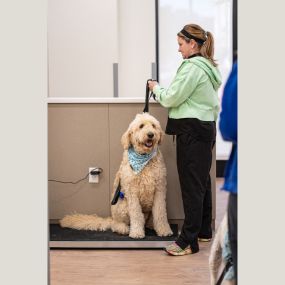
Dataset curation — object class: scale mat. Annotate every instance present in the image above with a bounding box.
[50,224,178,248]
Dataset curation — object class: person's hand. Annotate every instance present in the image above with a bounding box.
[148,80,158,91]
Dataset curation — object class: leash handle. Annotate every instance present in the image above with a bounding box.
[143,79,154,113]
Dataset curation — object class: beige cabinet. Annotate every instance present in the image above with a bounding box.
[48,104,111,219]
[49,103,216,226]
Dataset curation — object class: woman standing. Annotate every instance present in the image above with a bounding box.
[148,24,222,256]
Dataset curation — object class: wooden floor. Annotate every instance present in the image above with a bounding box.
[49,178,228,285]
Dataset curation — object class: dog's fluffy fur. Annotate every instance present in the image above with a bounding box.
[209,214,235,285]
[60,113,173,239]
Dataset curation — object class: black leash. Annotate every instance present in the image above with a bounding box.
[111,80,155,205]
[143,79,155,113]
[215,258,234,285]
[111,180,122,205]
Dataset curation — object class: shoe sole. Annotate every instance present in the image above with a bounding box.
[164,248,192,256]
[198,238,212,242]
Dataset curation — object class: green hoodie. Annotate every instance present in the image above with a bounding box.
[153,56,222,121]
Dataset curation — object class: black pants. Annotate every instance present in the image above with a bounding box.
[228,193,238,283]
[175,133,214,253]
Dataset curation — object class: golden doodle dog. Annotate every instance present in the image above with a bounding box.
[60,113,173,239]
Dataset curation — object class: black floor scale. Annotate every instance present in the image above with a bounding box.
[49,224,178,248]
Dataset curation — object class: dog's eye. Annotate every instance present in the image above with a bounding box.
[139,124,144,129]
[152,124,156,128]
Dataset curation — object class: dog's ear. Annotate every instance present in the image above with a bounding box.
[121,128,131,150]
[158,127,164,145]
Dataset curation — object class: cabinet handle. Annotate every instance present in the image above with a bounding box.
[151,62,157,80]
[113,63,119,97]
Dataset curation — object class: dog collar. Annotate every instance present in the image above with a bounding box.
[128,146,157,174]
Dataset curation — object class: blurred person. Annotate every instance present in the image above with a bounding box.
[219,60,238,283]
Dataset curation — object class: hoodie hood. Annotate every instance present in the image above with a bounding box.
[189,57,222,91]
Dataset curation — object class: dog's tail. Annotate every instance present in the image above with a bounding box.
[59,214,113,231]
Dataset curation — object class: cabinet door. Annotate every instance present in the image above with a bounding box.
[48,0,156,99]
[48,0,118,98]
[48,104,110,219]
[118,0,156,98]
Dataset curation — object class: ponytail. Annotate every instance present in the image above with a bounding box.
[200,31,217,67]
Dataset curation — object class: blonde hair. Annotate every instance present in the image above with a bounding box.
[177,24,217,67]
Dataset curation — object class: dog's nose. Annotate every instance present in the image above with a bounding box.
[147,132,154,139]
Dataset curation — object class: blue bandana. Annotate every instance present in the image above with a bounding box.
[128,146,157,174]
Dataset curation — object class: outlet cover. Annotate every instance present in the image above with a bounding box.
[89,167,99,183]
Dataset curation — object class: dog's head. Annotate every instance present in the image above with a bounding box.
[121,113,164,154]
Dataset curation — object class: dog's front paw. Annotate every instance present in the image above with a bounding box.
[129,228,145,239]
[117,223,130,235]
[156,225,173,237]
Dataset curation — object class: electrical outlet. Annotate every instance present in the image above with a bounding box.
[89,167,99,183]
